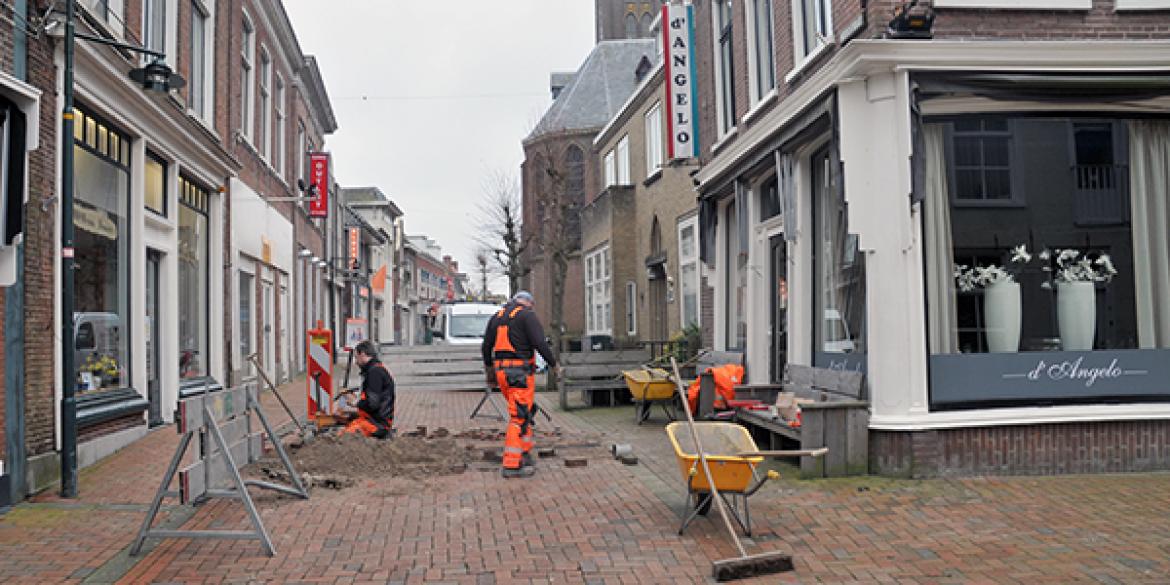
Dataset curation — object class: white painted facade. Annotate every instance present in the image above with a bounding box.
[699,40,1170,433]
[51,34,234,456]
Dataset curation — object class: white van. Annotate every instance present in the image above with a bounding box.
[433,302,500,345]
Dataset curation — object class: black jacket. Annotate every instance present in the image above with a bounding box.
[357,358,395,423]
[481,302,557,368]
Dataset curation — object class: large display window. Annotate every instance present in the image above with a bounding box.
[73,107,131,394]
[178,176,210,379]
[924,115,1170,407]
[812,146,867,372]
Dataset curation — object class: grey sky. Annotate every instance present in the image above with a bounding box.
[283,1,596,292]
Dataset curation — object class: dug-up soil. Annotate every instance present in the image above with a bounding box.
[255,433,481,491]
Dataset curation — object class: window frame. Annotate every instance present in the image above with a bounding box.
[626,281,637,336]
[258,47,272,160]
[712,0,737,137]
[189,0,210,119]
[746,0,776,105]
[945,118,1023,208]
[240,12,256,141]
[791,0,834,67]
[678,215,700,329]
[274,73,286,177]
[144,150,168,217]
[604,149,617,188]
[585,245,613,336]
[616,134,630,186]
[644,101,663,178]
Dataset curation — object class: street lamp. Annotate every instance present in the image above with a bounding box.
[58,3,184,498]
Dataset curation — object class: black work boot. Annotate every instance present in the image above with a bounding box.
[501,466,536,479]
[521,452,535,468]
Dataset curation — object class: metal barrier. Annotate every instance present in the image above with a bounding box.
[130,381,308,557]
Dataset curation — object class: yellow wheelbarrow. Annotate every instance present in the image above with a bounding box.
[665,421,779,536]
[623,368,679,425]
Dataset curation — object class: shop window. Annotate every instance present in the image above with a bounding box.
[812,146,866,368]
[73,107,131,394]
[179,176,210,379]
[923,115,1170,407]
[144,151,166,216]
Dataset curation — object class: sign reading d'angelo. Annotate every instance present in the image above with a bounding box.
[663,3,698,160]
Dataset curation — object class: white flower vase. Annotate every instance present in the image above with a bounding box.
[1057,281,1096,351]
[983,280,1022,352]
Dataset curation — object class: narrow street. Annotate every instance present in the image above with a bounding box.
[3,377,1170,583]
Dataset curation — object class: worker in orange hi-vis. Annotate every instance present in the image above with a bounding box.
[481,291,560,478]
[339,340,396,439]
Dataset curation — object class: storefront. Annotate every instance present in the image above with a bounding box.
[698,40,1170,476]
[62,97,229,467]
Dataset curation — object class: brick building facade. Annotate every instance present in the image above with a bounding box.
[689,0,1170,476]
[0,0,338,504]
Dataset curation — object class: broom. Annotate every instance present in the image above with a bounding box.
[670,358,794,582]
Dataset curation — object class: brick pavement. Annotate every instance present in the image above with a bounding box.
[0,378,1169,584]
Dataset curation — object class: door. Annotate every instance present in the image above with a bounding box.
[263,281,275,376]
[769,235,788,383]
[650,275,668,341]
[145,250,163,426]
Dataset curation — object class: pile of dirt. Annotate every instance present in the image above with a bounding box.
[264,433,479,484]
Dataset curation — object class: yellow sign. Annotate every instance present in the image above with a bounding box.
[261,237,272,264]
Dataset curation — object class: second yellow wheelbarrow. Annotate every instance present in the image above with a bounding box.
[623,368,679,424]
[665,421,779,536]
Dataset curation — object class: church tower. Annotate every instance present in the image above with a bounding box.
[596,1,663,42]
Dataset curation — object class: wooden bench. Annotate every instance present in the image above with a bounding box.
[559,348,651,408]
[734,364,869,478]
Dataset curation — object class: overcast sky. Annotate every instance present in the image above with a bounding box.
[283,1,596,293]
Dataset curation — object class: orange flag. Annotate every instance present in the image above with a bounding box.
[371,265,387,293]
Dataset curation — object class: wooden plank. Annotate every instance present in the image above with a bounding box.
[564,365,631,378]
[823,409,848,477]
[800,408,826,479]
[697,373,715,419]
[845,407,870,475]
[560,350,650,365]
[736,410,801,442]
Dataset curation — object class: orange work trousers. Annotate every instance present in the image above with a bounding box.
[495,360,536,470]
[340,410,393,438]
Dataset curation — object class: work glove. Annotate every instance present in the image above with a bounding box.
[484,367,496,387]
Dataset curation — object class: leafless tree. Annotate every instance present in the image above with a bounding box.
[475,171,530,298]
[526,135,586,409]
[474,250,491,301]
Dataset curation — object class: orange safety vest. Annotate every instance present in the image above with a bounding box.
[492,305,534,368]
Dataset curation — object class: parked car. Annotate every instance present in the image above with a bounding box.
[433,302,500,345]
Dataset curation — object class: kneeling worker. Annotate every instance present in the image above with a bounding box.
[340,340,396,439]
[482,291,560,478]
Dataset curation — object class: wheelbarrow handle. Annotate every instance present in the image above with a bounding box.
[736,447,829,458]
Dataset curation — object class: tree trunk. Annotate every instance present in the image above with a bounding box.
[550,250,569,410]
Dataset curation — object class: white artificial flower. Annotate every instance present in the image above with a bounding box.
[1010,244,1032,264]
[1039,249,1051,261]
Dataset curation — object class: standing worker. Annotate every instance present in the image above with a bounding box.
[340,340,396,439]
[482,291,560,478]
